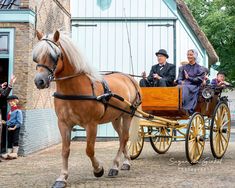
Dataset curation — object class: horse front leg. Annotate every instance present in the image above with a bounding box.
[52,122,71,188]
[86,123,104,177]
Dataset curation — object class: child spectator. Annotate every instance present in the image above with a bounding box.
[211,72,229,88]
[1,95,23,159]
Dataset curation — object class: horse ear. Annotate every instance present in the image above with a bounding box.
[36,30,43,40]
[53,30,60,42]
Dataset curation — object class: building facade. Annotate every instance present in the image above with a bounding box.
[0,0,70,155]
[70,0,219,138]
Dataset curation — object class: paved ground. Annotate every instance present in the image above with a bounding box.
[0,139,235,188]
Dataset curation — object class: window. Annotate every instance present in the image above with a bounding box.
[0,0,20,9]
[0,33,9,54]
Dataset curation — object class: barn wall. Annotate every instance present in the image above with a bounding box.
[71,0,210,138]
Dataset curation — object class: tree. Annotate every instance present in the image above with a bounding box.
[185,0,235,85]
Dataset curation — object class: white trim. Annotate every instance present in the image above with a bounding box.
[0,10,35,25]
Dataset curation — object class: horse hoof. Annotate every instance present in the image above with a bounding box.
[108,169,119,177]
[94,167,104,177]
[121,164,130,170]
[51,181,67,188]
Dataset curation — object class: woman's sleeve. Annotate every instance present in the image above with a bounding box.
[176,67,184,85]
[187,68,204,84]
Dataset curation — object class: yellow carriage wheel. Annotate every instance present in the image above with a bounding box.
[210,102,231,159]
[185,113,206,164]
[149,127,173,154]
[128,126,144,160]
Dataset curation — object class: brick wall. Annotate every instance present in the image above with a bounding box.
[0,22,33,108]
[0,0,70,154]
[27,0,71,110]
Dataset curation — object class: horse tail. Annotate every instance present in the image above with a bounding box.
[129,105,142,142]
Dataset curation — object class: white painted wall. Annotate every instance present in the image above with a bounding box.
[70,0,210,137]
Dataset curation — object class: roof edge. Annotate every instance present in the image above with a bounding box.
[176,0,219,65]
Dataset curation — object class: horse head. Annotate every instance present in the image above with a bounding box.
[33,30,62,89]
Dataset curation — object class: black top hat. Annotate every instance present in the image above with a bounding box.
[155,49,169,58]
[7,95,19,101]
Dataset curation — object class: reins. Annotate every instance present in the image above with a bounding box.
[52,73,83,81]
[100,71,143,78]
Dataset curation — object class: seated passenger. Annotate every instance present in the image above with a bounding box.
[211,72,229,88]
[175,61,188,85]
[177,49,205,115]
[139,49,176,87]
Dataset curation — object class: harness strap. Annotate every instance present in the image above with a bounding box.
[53,92,97,100]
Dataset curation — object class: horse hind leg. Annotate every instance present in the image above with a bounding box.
[86,123,104,178]
[108,117,122,177]
[108,116,132,177]
[121,115,140,171]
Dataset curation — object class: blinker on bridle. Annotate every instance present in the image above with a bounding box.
[34,38,63,81]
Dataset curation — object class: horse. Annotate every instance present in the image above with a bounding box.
[32,30,142,188]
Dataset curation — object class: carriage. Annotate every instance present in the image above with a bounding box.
[127,85,231,164]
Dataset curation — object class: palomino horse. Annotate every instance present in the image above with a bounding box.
[33,31,141,188]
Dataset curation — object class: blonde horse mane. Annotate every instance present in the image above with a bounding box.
[32,32,102,82]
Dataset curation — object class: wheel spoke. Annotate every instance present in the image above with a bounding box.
[189,141,195,156]
[190,142,195,161]
[220,134,225,152]
[159,137,162,150]
[190,128,196,138]
[188,138,195,143]
[221,133,228,144]
[131,143,135,155]
[195,142,201,157]
[221,120,229,128]
[137,140,142,149]
[215,132,219,153]
[163,137,166,149]
[218,133,221,154]
[197,124,203,134]
[198,140,204,148]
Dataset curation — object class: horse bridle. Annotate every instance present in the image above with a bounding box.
[34,38,62,81]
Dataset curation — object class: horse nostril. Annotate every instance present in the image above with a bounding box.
[38,79,44,86]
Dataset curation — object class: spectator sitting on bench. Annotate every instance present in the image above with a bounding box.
[139,49,176,87]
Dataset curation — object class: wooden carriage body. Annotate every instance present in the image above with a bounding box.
[141,86,219,118]
[129,86,231,164]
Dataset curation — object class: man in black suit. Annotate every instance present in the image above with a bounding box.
[139,49,176,87]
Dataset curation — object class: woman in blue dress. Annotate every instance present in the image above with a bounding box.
[177,49,205,115]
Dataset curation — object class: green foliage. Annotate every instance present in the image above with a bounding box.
[185,0,235,85]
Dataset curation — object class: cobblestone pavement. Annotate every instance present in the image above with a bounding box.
[0,140,235,188]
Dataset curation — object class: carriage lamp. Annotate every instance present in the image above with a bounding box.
[202,88,214,100]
